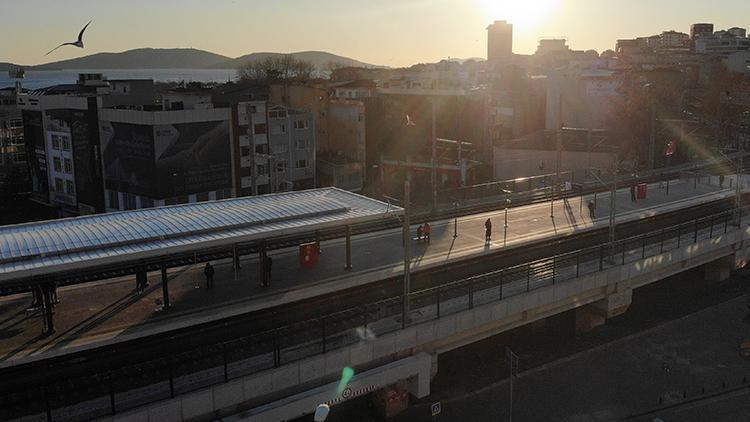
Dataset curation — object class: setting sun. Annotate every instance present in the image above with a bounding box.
[478,0,560,28]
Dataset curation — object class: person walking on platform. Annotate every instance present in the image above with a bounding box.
[134,266,149,295]
[630,185,637,202]
[588,200,596,219]
[204,262,215,289]
[416,224,424,242]
[720,174,726,188]
[484,218,492,243]
[424,222,432,243]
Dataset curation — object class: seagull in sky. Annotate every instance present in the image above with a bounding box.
[405,114,416,126]
[45,20,92,56]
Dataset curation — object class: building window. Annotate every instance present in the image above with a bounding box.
[255,144,268,154]
[269,110,287,119]
[276,161,288,173]
[271,124,287,135]
[257,164,268,175]
[358,113,364,122]
[254,123,267,135]
[241,146,251,157]
[53,157,62,172]
[108,190,120,209]
[295,159,308,169]
[272,143,288,154]
[64,158,73,174]
[294,119,308,130]
[62,138,71,151]
[54,178,64,193]
[295,139,308,150]
[51,135,61,150]
[66,180,75,194]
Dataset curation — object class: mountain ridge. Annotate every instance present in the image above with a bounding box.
[23,48,386,70]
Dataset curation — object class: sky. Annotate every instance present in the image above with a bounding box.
[1,0,748,67]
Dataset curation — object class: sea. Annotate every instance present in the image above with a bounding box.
[0,68,237,90]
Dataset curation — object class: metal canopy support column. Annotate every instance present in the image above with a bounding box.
[345,225,352,270]
[41,283,54,335]
[259,240,267,287]
[161,262,170,311]
[232,244,240,280]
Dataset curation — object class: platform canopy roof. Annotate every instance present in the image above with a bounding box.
[0,188,402,282]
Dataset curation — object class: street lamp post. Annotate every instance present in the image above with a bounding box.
[402,180,411,325]
[453,201,458,238]
[501,190,512,247]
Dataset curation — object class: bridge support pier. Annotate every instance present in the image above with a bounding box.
[704,254,735,283]
[575,288,632,335]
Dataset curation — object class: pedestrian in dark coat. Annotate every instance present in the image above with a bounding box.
[630,185,637,202]
[485,218,492,242]
[204,262,215,289]
[588,200,596,219]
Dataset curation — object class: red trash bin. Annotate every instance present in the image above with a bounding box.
[637,183,648,200]
[299,243,319,268]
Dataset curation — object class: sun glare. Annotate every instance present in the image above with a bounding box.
[478,0,560,28]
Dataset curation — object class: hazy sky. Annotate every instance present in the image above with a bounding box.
[2,0,748,67]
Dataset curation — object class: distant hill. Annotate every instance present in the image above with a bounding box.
[217,51,387,70]
[0,63,24,72]
[31,48,386,71]
[35,48,232,70]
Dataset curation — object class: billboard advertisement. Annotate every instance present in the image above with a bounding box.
[22,110,48,202]
[100,121,156,197]
[44,103,105,212]
[101,118,232,199]
[153,120,231,198]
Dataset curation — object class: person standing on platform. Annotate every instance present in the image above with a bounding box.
[588,200,596,219]
[484,218,492,243]
[720,174,725,188]
[630,185,637,202]
[204,262,215,289]
[423,222,432,243]
[416,224,424,242]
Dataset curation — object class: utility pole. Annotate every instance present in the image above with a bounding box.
[646,84,656,170]
[402,180,412,325]
[736,146,743,225]
[552,127,562,219]
[608,153,618,260]
[431,98,438,211]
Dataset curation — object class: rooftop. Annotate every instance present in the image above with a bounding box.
[0,188,401,283]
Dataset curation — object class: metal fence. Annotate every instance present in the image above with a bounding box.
[1,204,747,421]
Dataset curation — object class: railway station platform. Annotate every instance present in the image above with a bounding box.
[0,176,743,367]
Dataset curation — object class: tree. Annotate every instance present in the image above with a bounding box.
[236,55,316,83]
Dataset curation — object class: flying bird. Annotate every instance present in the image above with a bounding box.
[405,114,416,126]
[45,20,92,56]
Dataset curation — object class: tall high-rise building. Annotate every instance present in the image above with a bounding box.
[487,20,513,62]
